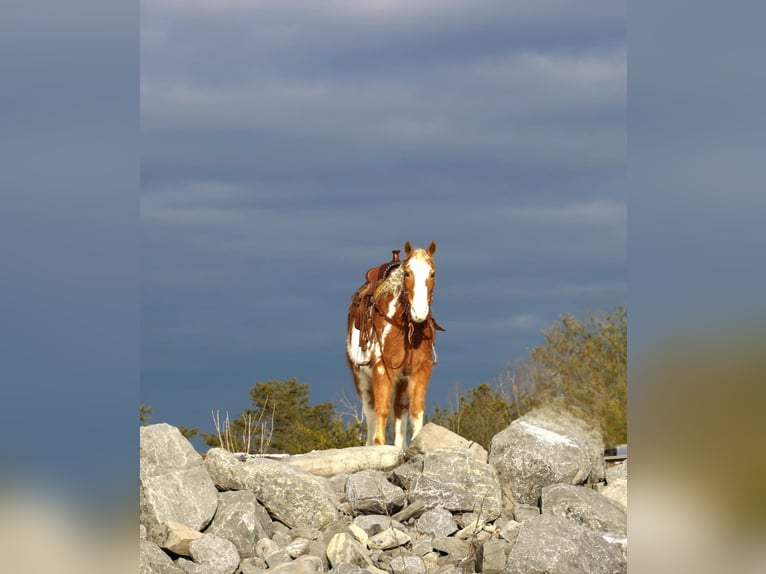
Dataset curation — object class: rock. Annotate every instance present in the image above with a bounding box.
[541,483,627,535]
[367,527,411,550]
[431,536,470,557]
[284,446,404,477]
[140,424,219,533]
[398,447,502,521]
[148,520,202,556]
[328,564,368,574]
[264,549,292,569]
[489,407,606,507]
[255,538,280,560]
[239,557,268,574]
[182,534,240,574]
[204,448,338,529]
[205,490,272,559]
[140,539,185,574]
[345,469,406,515]
[498,520,521,544]
[286,537,311,558]
[352,515,406,537]
[602,460,628,508]
[480,539,511,574]
[405,423,488,463]
[504,514,626,574]
[415,507,458,537]
[512,503,540,522]
[325,533,375,571]
[389,555,427,574]
[270,555,324,574]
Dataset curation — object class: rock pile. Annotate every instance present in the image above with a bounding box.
[140,407,627,574]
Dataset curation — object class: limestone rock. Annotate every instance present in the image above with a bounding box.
[504,514,626,574]
[541,483,627,536]
[489,407,606,506]
[345,469,406,515]
[398,447,502,520]
[140,540,185,574]
[415,507,458,537]
[140,424,219,533]
[405,423,488,463]
[204,448,338,529]
[149,520,202,556]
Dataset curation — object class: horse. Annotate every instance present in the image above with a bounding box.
[346,240,443,448]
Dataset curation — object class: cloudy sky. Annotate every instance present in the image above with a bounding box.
[140,0,626,436]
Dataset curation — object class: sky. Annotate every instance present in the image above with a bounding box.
[140,0,627,438]
[3,2,766,570]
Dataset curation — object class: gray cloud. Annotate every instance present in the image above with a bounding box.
[141,0,626,432]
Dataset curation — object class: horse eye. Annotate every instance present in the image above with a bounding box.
[430,272,436,278]
[404,272,411,277]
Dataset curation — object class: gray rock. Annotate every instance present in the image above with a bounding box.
[328,564,368,574]
[498,520,521,544]
[238,557,268,574]
[264,549,292,569]
[431,536,469,557]
[504,514,626,574]
[345,469,406,515]
[480,539,511,574]
[512,503,540,522]
[542,483,627,535]
[606,460,627,481]
[405,423,488,463]
[415,508,458,537]
[141,523,147,541]
[489,407,606,507]
[191,535,240,574]
[410,536,433,556]
[389,555,427,574]
[140,424,219,533]
[367,527,411,550]
[140,539,185,574]
[149,520,202,556]
[270,556,324,574]
[398,447,502,521]
[351,515,406,537]
[325,533,375,570]
[205,490,272,559]
[204,448,338,530]
[286,537,311,558]
[255,538,280,560]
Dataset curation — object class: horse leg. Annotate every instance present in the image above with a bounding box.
[393,377,410,449]
[371,362,392,445]
[351,365,376,446]
[407,362,433,441]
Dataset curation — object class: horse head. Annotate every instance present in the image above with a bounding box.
[402,240,437,323]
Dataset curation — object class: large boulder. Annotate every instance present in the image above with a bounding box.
[489,407,605,506]
[205,490,273,558]
[345,469,406,515]
[140,424,219,533]
[396,447,502,521]
[405,423,488,463]
[204,448,338,530]
[541,483,627,536]
[504,514,626,574]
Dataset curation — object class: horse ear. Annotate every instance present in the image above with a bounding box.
[427,241,437,256]
[404,241,413,256]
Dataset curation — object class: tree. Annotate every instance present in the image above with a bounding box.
[140,404,153,425]
[431,307,627,449]
[431,382,515,450]
[202,378,363,454]
[523,307,627,445]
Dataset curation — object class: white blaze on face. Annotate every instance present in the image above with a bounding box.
[408,253,432,322]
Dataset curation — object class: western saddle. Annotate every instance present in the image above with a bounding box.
[350,249,404,353]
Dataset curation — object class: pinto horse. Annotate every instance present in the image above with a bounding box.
[346,241,443,447]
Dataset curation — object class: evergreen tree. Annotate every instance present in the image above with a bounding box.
[203,378,363,454]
